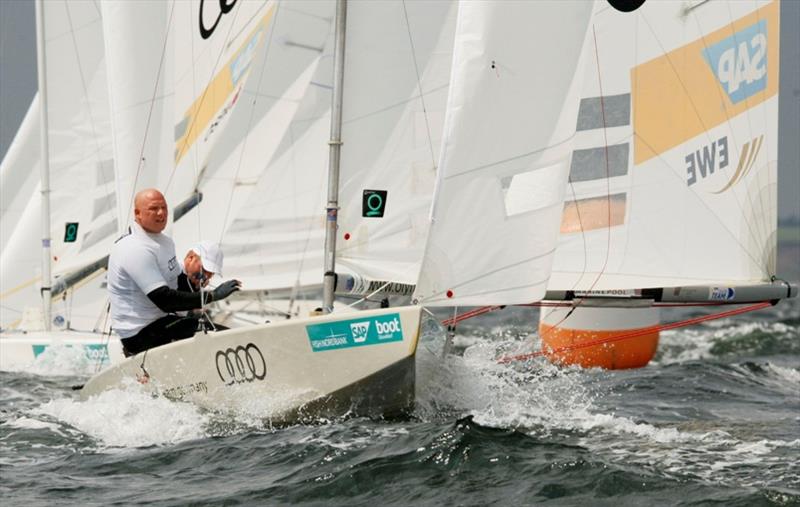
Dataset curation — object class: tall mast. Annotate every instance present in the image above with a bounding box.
[322,0,347,313]
[34,0,52,331]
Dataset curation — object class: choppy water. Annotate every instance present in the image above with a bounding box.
[2,260,798,505]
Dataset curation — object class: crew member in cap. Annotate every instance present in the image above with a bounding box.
[180,241,224,291]
[107,188,241,357]
[179,241,232,331]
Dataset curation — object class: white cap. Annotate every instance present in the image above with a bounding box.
[193,241,223,276]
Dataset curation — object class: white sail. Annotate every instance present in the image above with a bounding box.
[101,0,174,232]
[334,0,457,285]
[219,26,336,293]
[1,0,114,328]
[548,0,780,291]
[414,1,595,306]
[167,0,278,205]
[0,95,40,253]
[168,1,333,260]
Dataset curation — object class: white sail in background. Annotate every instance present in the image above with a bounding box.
[334,0,457,285]
[0,95,40,252]
[414,1,595,306]
[548,0,780,291]
[169,1,333,258]
[220,29,336,292]
[1,0,114,328]
[168,0,277,205]
[101,0,174,232]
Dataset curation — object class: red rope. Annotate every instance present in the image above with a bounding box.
[495,301,772,364]
[441,305,503,327]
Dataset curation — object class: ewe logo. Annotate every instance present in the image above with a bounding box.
[350,321,370,343]
[703,20,767,104]
[307,313,404,352]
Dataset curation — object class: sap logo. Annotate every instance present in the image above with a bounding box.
[375,317,401,336]
[350,322,370,343]
[703,20,767,104]
[686,136,729,187]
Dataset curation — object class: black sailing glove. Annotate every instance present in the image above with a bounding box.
[211,279,241,301]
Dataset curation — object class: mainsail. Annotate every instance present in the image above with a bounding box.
[334,0,457,285]
[548,0,781,292]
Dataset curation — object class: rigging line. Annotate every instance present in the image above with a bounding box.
[401,0,438,171]
[444,132,577,180]
[124,0,176,228]
[751,0,777,275]
[342,83,449,124]
[217,2,282,245]
[424,248,555,302]
[497,301,773,364]
[586,24,613,291]
[165,1,244,194]
[638,13,769,271]
[692,2,771,265]
[95,300,111,374]
[565,175,589,289]
[633,133,767,273]
[347,281,392,309]
[63,2,115,226]
[528,24,617,348]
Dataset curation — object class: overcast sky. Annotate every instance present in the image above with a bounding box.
[1,0,798,219]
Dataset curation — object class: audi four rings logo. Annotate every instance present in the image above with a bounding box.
[215,343,266,385]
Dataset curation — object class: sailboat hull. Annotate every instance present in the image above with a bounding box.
[539,302,660,369]
[80,306,422,423]
[0,331,125,371]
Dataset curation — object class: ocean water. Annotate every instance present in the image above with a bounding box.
[1,252,798,506]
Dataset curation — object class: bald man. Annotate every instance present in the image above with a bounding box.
[106,189,240,356]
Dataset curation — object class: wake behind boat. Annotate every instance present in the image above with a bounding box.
[80,306,421,423]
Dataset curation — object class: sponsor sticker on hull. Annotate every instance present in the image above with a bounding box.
[32,344,110,363]
[306,313,404,352]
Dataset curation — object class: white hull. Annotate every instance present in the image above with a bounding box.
[80,306,422,423]
[0,330,125,372]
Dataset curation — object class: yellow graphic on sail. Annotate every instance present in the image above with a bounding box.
[174,5,275,165]
[711,134,763,194]
[632,0,778,165]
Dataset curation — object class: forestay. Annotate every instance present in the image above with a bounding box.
[414,1,595,306]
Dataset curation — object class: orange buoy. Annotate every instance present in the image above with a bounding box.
[539,300,659,369]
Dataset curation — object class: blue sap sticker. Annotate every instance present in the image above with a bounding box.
[702,19,767,104]
[306,313,403,352]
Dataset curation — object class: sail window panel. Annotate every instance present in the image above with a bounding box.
[80,218,117,251]
[91,194,116,220]
[560,193,627,234]
[501,163,568,218]
[569,143,629,183]
[576,93,631,131]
